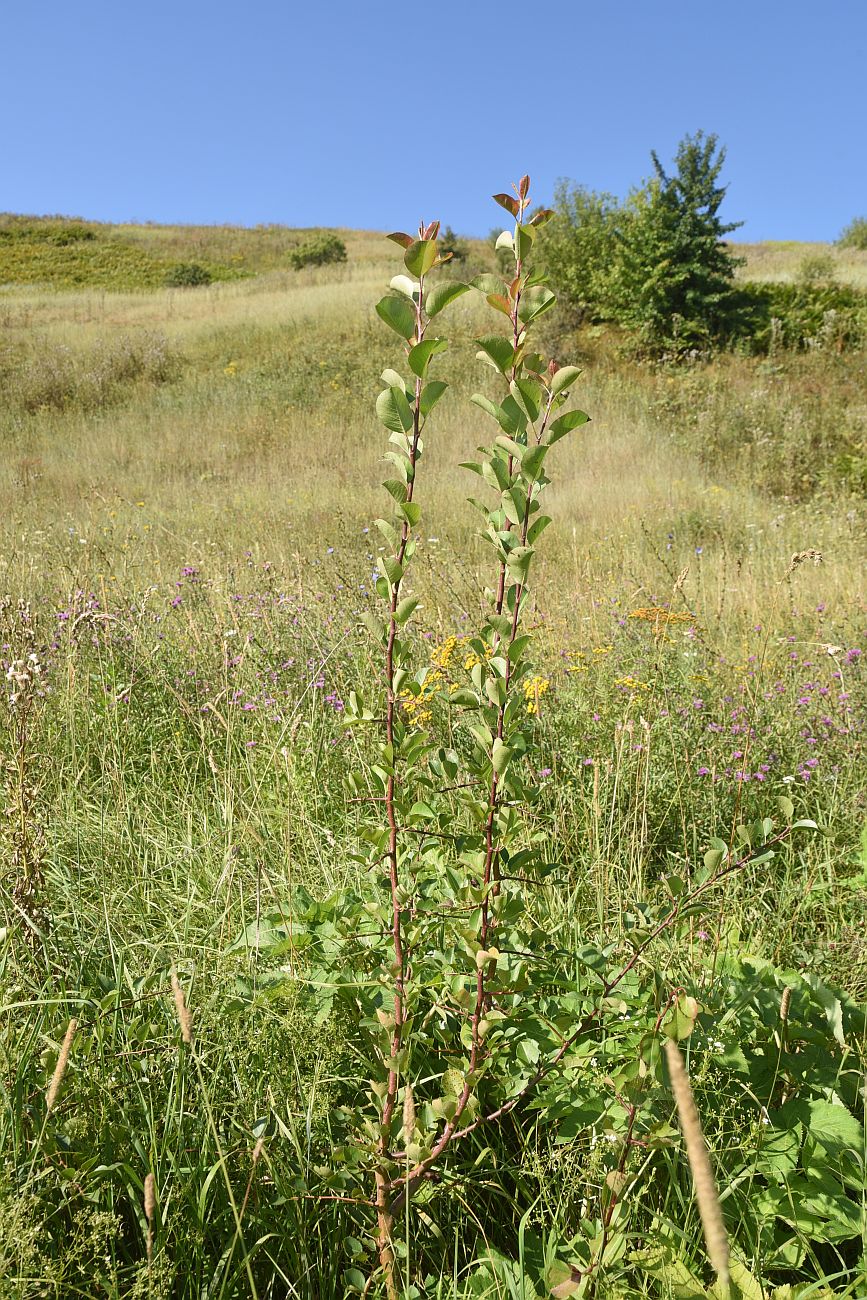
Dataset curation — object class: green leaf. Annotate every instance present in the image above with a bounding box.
[420,379,448,416]
[514,378,542,421]
[426,281,469,318]
[802,1099,863,1152]
[517,284,555,324]
[398,500,420,526]
[448,688,480,707]
[383,478,408,504]
[408,339,447,379]
[550,365,582,397]
[376,295,416,340]
[505,546,534,583]
[500,490,523,526]
[704,847,725,874]
[378,555,404,587]
[381,367,408,392]
[777,795,795,821]
[491,738,513,774]
[373,517,399,548]
[662,993,700,1041]
[376,385,414,435]
[404,240,438,278]
[515,223,536,260]
[476,335,515,375]
[521,445,549,482]
[527,514,551,544]
[395,596,419,625]
[470,273,506,296]
[548,409,590,444]
[499,394,527,435]
[470,393,501,422]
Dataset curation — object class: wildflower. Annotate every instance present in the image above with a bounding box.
[615,675,650,693]
[523,674,550,715]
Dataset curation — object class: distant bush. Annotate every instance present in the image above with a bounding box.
[439,225,468,265]
[736,280,867,352]
[538,182,622,322]
[164,262,213,288]
[796,251,837,286]
[837,216,867,250]
[0,218,97,245]
[287,232,347,270]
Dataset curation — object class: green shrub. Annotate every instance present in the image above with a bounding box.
[837,215,867,250]
[164,261,213,288]
[0,217,97,245]
[736,280,867,352]
[796,250,837,285]
[287,232,347,270]
[537,182,622,322]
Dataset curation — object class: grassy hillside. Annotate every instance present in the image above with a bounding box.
[4,211,867,291]
[0,224,864,1297]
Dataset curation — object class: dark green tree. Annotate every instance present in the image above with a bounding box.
[612,131,743,351]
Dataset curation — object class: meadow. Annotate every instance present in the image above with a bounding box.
[0,219,865,1298]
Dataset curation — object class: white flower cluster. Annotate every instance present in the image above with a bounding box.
[6,653,42,707]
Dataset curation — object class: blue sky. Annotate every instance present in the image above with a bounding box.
[4,0,865,241]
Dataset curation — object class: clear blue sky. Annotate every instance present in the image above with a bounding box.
[4,0,865,241]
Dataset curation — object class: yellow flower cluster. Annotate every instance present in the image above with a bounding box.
[629,606,695,630]
[615,675,651,693]
[523,674,551,715]
[399,665,445,727]
[429,634,469,670]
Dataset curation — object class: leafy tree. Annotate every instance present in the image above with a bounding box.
[439,224,468,264]
[538,181,622,322]
[612,131,743,351]
[288,231,347,269]
[837,215,867,250]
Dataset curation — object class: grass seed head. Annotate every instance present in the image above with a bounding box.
[45,1017,78,1112]
[664,1038,730,1297]
[170,969,193,1045]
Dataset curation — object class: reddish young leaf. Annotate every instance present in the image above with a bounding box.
[530,208,555,227]
[486,293,511,316]
[493,193,520,218]
[518,174,530,200]
[387,232,414,249]
[422,220,440,241]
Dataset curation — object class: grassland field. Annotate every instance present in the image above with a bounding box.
[0,218,864,1297]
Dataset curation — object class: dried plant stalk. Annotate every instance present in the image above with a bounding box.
[664,1038,730,1297]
